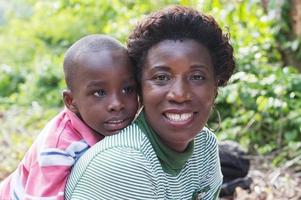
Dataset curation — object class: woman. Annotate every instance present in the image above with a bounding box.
[65,5,235,200]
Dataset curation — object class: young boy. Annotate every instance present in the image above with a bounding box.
[0,34,138,200]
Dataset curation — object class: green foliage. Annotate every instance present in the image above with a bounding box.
[0,64,24,97]
[17,55,65,106]
[204,0,301,161]
[269,0,301,66]
[213,66,301,155]
[202,0,281,70]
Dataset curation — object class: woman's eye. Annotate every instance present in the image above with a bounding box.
[122,86,135,94]
[190,74,204,81]
[154,74,170,81]
[93,90,106,97]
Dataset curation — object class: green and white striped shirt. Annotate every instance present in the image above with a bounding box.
[65,114,222,200]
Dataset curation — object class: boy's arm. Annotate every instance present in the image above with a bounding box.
[66,147,158,200]
[13,140,89,200]
[22,165,71,200]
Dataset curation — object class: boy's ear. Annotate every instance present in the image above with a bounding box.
[63,89,78,113]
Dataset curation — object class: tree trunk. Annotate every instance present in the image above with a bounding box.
[264,0,301,72]
[291,0,301,37]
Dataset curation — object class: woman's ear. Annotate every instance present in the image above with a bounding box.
[214,88,218,99]
[214,79,219,99]
[63,89,78,113]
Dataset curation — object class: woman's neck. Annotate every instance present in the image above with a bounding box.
[135,112,194,176]
[159,138,191,152]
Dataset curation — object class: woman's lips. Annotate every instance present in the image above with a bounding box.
[165,113,193,122]
[163,111,195,128]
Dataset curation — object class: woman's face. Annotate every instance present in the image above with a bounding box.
[141,39,216,152]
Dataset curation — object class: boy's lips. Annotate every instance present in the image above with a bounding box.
[104,118,130,133]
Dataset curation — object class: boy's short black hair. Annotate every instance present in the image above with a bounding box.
[63,34,126,91]
[127,5,235,89]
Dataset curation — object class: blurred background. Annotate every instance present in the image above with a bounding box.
[0,0,300,199]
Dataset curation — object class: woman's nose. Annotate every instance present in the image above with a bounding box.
[166,78,191,103]
[107,94,125,112]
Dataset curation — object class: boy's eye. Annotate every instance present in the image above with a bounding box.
[93,90,106,97]
[122,86,135,94]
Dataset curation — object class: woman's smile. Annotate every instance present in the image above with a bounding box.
[164,112,193,122]
[163,110,195,128]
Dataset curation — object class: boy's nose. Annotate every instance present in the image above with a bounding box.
[107,94,124,112]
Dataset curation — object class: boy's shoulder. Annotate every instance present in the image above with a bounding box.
[38,108,97,149]
[36,109,70,147]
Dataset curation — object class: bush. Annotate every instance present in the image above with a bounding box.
[212,66,301,156]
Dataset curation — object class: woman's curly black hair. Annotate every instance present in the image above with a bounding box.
[127,5,235,89]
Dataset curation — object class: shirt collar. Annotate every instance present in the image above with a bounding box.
[135,111,194,176]
[65,107,103,146]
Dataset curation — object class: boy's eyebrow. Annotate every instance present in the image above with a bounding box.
[86,77,136,89]
[86,80,106,89]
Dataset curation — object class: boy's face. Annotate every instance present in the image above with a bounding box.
[69,49,138,136]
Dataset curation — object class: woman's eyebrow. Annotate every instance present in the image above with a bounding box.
[148,65,171,73]
[190,64,211,72]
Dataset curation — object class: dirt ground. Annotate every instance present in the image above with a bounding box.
[222,157,301,200]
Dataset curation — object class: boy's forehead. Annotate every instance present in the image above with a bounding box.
[74,49,132,75]
[72,54,135,88]
[77,49,129,65]
[64,34,129,90]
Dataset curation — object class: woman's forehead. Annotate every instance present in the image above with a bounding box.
[144,39,213,70]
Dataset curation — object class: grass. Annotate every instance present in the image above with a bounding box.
[0,104,60,180]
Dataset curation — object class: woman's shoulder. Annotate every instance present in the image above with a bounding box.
[84,123,147,157]
[192,128,222,189]
[196,127,218,144]
[104,123,146,146]
[194,127,218,154]
[65,123,160,199]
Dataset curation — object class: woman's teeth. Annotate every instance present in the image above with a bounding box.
[165,113,193,122]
